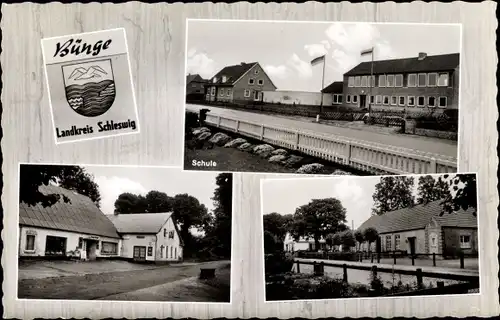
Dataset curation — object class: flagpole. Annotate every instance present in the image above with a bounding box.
[368,46,374,123]
[320,55,326,114]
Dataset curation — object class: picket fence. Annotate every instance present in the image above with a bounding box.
[204,113,457,175]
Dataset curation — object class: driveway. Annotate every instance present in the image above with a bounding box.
[18,260,230,302]
[186,104,458,158]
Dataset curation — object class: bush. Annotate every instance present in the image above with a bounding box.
[413,114,458,132]
[265,252,295,276]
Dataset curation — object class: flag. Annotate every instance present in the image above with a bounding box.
[310,55,325,66]
[360,47,374,56]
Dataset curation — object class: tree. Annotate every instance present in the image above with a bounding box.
[19,164,101,208]
[440,174,477,216]
[203,173,233,258]
[340,230,356,252]
[114,192,149,213]
[372,176,415,215]
[145,190,172,213]
[332,233,342,251]
[263,213,291,246]
[290,198,348,251]
[354,230,364,251]
[416,175,451,204]
[363,227,379,253]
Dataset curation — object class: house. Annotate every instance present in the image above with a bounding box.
[19,185,184,263]
[283,233,327,252]
[18,185,122,260]
[356,200,477,257]
[321,81,344,105]
[342,52,460,112]
[186,74,207,100]
[107,212,184,263]
[205,62,277,103]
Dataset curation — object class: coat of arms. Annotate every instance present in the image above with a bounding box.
[62,59,116,117]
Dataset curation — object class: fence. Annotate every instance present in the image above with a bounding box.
[203,113,457,175]
[294,259,479,295]
[296,250,476,269]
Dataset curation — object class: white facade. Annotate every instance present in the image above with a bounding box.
[283,232,326,252]
[119,216,183,262]
[19,226,121,260]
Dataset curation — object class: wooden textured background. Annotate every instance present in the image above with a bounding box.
[2,1,499,318]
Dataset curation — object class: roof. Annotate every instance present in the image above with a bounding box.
[19,185,120,239]
[186,74,206,84]
[322,81,343,93]
[107,212,172,234]
[209,62,258,85]
[357,200,477,234]
[344,53,460,76]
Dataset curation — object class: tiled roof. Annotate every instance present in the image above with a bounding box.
[19,185,120,239]
[107,212,172,234]
[344,53,460,76]
[322,81,343,93]
[209,62,258,85]
[186,74,206,84]
[357,200,477,234]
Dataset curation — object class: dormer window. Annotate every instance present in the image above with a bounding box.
[213,77,218,83]
[222,76,227,83]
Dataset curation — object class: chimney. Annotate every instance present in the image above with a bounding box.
[240,62,246,66]
[418,52,427,60]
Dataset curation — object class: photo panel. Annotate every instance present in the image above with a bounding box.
[260,173,479,301]
[17,163,233,303]
[183,19,461,176]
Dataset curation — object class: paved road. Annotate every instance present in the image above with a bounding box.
[18,260,230,301]
[187,104,458,158]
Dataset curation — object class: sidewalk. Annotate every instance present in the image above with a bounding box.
[295,258,479,277]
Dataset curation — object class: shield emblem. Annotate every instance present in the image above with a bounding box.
[62,59,116,117]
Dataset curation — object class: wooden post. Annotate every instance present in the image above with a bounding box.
[217,116,221,128]
[343,264,348,283]
[235,120,240,133]
[319,262,325,276]
[371,253,374,263]
[260,125,265,140]
[411,254,415,266]
[344,142,352,166]
[460,252,465,269]
[393,251,397,265]
[359,252,363,263]
[294,132,300,150]
[416,268,423,288]
[377,252,380,263]
[371,265,378,282]
[296,261,300,274]
[433,253,436,267]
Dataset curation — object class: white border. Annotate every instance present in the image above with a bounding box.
[40,28,141,145]
[15,162,234,305]
[181,19,462,175]
[258,171,481,303]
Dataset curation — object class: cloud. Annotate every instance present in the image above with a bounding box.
[324,23,396,74]
[186,49,217,79]
[264,65,288,79]
[304,43,328,57]
[94,176,148,215]
[333,178,365,202]
[287,54,313,78]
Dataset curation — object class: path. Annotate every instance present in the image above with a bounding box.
[18,260,230,301]
[187,104,458,158]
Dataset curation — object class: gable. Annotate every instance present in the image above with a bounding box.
[233,63,278,90]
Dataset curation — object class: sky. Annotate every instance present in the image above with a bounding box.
[81,166,218,216]
[261,174,463,231]
[186,20,461,92]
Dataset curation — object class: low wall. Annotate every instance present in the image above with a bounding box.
[204,113,457,175]
[263,90,334,106]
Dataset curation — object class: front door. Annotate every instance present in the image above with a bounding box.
[85,240,98,261]
[133,246,146,261]
[429,232,438,254]
[408,237,416,256]
[360,95,367,109]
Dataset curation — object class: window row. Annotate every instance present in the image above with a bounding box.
[159,245,178,259]
[248,78,265,85]
[347,72,450,88]
[345,94,448,108]
[163,228,175,239]
[24,234,118,255]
